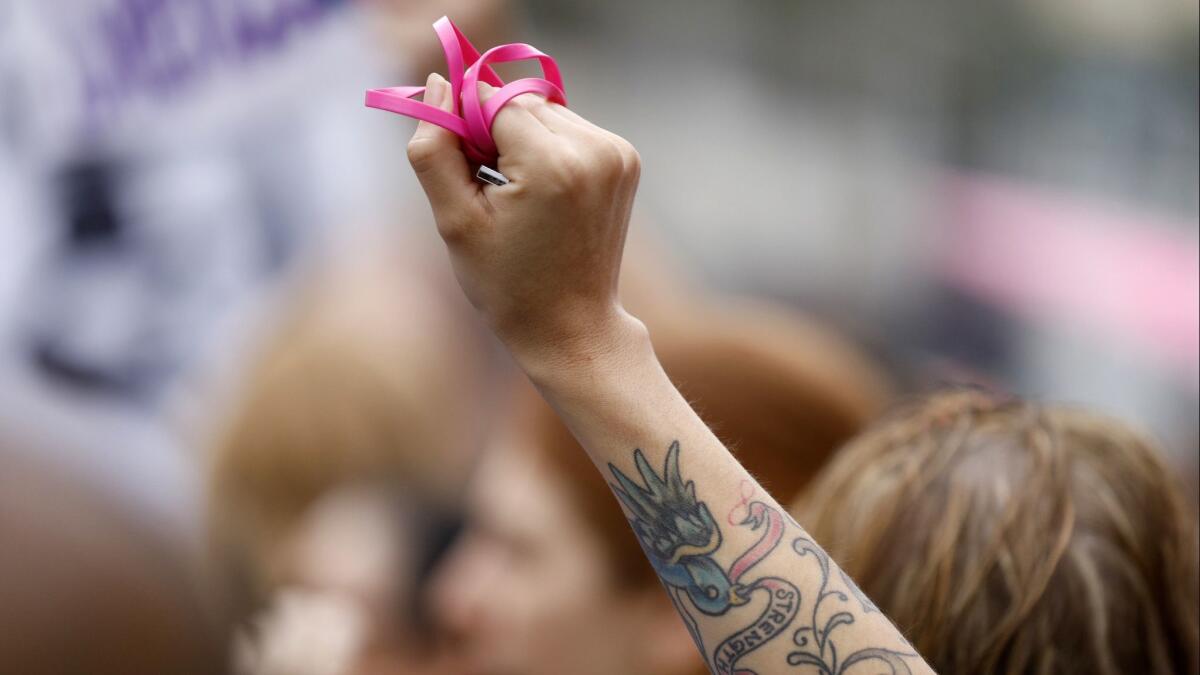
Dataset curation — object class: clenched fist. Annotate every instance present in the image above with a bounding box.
[406,72,644,365]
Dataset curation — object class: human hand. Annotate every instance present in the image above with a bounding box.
[406,73,643,364]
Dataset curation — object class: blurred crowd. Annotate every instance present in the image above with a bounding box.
[0,1,1196,674]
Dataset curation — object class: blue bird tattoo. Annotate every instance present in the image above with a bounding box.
[608,441,745,616]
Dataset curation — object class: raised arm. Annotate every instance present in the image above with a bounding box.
[404,72,934,675]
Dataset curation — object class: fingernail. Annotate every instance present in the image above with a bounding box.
[425,73,446,106]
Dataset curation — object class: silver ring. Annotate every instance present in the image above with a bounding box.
[475,165,509,186]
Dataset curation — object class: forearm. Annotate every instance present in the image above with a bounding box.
[514,313,934,675]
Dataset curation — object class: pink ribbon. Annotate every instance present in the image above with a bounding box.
[364,16,568,166]
[727,501,786,584]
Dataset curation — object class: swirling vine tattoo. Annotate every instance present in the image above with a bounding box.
[787,536,915,674]
[609,441,918,675]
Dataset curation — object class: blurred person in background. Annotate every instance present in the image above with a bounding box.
[0,442,227,675]
[0,4,519,673]
[206,233,493,675]
[431,295,892,675]
[796,389,1200,675]
[0,0,407,590]
[0,0,515,569]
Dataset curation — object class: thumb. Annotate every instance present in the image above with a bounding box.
[407,73,475,212]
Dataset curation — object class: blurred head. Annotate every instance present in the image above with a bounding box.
[206,237,491,632]
[0,449,226,675]
[432,300,890,675]
[796,389,1200,675]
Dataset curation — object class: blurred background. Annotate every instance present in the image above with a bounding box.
[1,0,1196,673]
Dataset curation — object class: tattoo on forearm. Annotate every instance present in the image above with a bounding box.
[608,440,917,674]
[788,537,914,674]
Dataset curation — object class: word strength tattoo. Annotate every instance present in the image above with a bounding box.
[608,441,917,675]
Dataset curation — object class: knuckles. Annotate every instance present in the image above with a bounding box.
[612,136,642,179]
[541,134,641,191]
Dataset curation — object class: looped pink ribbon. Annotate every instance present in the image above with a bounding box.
[364,16,568,166]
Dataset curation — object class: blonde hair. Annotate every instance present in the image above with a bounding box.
[796,389,1200,675]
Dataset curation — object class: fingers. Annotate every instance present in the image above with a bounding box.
[527,101,592,137]
[408,73,475,212]
[476,82,559,165]
[540,102,642,184]
[542,102,595,130]
[545,105,638,161]
[543,103,619,144]
[471,83,641,190]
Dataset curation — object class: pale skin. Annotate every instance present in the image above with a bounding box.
[406,72,935,675]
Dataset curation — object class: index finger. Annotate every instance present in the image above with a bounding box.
[477,84,560,169]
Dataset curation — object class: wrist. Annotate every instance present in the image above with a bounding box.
[504,306,654,392]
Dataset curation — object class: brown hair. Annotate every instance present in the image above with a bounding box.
[206,244,487,615]
[1,450,227,675]
[522,301,891,590]
[796,389,1200,675]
